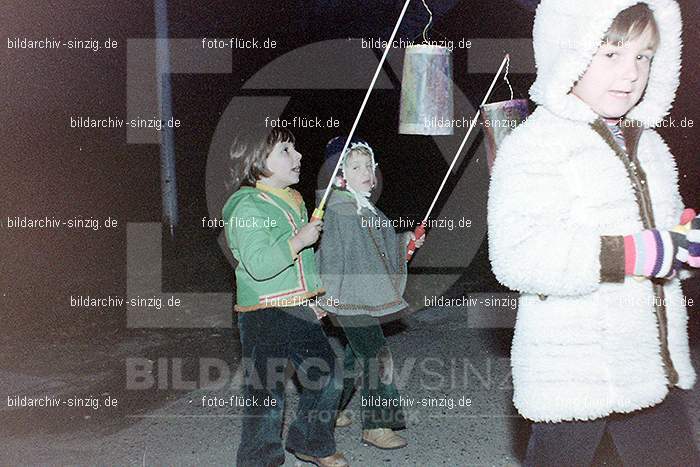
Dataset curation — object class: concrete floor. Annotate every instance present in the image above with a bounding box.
[1,306,698,466]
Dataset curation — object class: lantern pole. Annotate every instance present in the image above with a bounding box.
[311,0,412,222]
[406,54,510,259]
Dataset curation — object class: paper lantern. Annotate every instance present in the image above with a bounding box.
[399,44,454,135]
[480,99,529,173]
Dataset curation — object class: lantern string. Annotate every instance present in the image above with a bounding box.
[421,0,433,43]
[504,54,514,100]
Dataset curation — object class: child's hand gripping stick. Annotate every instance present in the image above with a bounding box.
[310,207,324,223]
[406,223,426,260]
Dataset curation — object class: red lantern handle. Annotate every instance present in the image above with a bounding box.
[406,223,426,261]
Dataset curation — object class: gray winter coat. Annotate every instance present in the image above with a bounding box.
[315,189,409,316]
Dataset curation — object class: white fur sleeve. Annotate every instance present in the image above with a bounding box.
[487,133,603,296]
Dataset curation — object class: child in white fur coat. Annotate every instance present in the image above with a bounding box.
[488,1,700,464]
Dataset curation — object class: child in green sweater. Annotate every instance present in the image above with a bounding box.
[222,127,348,467]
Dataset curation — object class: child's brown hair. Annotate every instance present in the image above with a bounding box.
[604,3,660,50]
[229,127,296,189]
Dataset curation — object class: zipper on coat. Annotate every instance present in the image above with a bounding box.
[591,119,678,386]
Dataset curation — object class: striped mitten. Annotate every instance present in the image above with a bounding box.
[624,229,687,278]
[624,209,700,278]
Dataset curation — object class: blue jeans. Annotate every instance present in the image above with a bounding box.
[236,306,341,467]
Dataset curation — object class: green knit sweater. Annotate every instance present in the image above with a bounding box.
[222,186,323,311]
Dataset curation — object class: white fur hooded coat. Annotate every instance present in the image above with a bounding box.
[488,0,696,422]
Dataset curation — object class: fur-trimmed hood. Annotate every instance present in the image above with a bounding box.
[530,0,683,127]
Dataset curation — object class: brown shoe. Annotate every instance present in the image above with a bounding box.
[361,428,407,450]
[293,451,349,467]
[335,410,352,428]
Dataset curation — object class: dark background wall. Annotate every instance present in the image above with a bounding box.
[1,0,698,338]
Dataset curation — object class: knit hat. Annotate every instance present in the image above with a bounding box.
[321,136,379,215]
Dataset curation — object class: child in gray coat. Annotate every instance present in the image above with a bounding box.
[316,137,424,450]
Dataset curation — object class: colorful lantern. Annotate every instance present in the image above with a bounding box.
[399,44,454,135]
[480,99,530,173]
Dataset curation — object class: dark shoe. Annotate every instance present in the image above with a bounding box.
[293,451,349,467]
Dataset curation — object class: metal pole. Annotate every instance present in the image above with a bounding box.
[155,0,178,236]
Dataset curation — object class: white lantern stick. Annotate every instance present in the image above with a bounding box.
[407,54,510,259]
[312,0,413,222]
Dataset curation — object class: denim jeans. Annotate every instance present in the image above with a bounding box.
[236,306,341,467]
[523,390,700,467]
[335,314,406,430]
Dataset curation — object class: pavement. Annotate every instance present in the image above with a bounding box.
[1,304,698,466]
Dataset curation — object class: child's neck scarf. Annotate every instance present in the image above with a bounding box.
[345,185,378,216]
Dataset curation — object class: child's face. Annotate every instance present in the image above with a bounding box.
[263,140,301,188]
[571,26,655,121]
[343,150,375,192]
